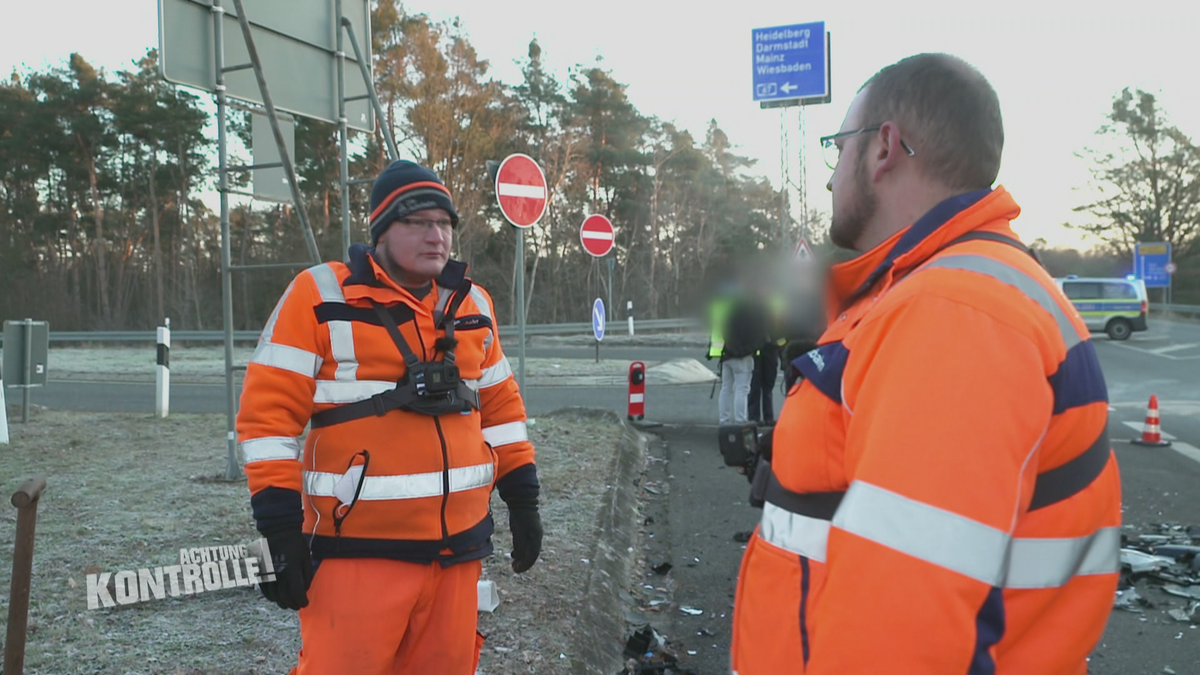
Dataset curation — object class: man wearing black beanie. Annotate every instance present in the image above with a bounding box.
[237,159,543,674]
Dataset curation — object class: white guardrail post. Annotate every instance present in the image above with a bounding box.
[156,318,170,418]
[0,371,9,444]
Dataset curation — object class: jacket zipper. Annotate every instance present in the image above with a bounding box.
[412,311,453,544]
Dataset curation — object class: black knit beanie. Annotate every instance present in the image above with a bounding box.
[367,160,459,245]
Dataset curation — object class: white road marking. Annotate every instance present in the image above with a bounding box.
[1122,420,1177,440]
[1107,342,1200,360]
[1149,343,1199,355]
[1171,442,1200,465]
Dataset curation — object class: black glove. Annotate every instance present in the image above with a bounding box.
[258,525,315,610]
[506,496,543,573]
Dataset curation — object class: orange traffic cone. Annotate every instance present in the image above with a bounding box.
[1131,395,1171,447]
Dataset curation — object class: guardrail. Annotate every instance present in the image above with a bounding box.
[1158,304,1200,316]
[0,317,702,345]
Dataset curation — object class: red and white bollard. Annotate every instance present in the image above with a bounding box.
[628,361,645,421]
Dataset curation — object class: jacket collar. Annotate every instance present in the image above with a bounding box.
[828,186,1021,310]
[343,243,468,307]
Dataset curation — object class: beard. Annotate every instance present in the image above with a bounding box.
[829,156,877,251]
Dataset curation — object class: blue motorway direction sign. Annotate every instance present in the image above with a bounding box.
[751,21,829,104]
[592,298,606,341]
[1135,242,1172,288]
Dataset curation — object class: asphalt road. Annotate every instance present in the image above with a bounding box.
[654,318,1200,675]
[11,319,1200,674]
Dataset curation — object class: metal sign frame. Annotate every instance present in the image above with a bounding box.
[158,0,375,132]
[159,0,399,479]
[251,109,296,202]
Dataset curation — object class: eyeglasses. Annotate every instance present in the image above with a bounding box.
[397,217,454,232]
[819,125,915,170]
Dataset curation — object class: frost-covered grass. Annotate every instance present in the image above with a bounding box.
[0,408,629,675]
[36,346,715,385]
[41,346,652,384]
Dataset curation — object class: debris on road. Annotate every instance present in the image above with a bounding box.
[1114,587,1151,612]
[679,606,704,616]
[619,625,698,675]
[1122,548,1175,574]
[1114,523,1200,630]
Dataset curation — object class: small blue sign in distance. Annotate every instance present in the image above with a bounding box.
[592,298,606,341]
[751,21,828,103]
[1135,242,1171,288]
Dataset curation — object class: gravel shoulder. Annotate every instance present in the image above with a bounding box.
[0,407,641,675]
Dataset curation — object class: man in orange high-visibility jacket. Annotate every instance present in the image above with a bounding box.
[731,53,1121,675]
[237,159,543,675]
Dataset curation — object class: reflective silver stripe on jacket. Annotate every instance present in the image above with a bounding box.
[313,380,394,405]
[260,279,296,344]
[304,462,494,500]
[251,342,322,378]
[482,421,527,448]
[468,286,495,354]
[921,254,1081,349]
[308,264,360,382]
[478,357,513,389]
[760,502,831,562]
[241,436,302,463]
[758,480,1120,588]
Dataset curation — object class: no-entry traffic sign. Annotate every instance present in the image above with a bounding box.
[495,154,547,228]
[580,214,615,257]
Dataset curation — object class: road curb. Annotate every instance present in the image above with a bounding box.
[564,407,648,675]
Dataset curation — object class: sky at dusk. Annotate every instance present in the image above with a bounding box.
[3,0,1196,250]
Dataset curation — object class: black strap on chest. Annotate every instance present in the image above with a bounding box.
[309,289,480,429]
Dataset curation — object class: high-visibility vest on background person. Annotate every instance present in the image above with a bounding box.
[237,244,538,564]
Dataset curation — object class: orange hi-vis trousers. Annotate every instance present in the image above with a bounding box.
[288,558,484,675]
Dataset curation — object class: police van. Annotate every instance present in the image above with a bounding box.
[1054,276,1148,340]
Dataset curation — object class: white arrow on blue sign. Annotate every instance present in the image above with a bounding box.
[592,298,606,342]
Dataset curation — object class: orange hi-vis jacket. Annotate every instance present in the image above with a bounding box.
[731,188,1121,674]
[236,244,538,565]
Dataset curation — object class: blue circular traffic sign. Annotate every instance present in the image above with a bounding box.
[592,298,606,341]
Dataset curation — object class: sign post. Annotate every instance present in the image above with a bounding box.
[494,154,548,391]
[0,374,7,444]
[593,298,606,363]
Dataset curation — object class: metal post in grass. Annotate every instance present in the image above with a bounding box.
[4,476,47,675]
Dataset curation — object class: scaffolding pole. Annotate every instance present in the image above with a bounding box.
[211,0,241,481]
